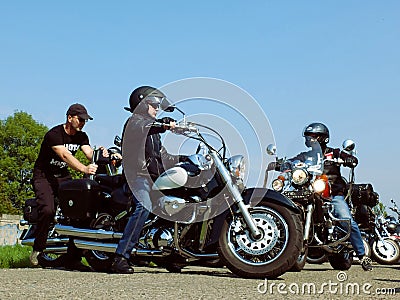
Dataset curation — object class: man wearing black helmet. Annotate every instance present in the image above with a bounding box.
[290,122,372,271]
[30,103,108,270]
[111,86,182,274]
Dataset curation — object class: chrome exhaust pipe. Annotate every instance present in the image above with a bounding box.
[74,239,117,253]
[43,247,68,253]
[74,239,165,257]
[54,224,123,240]
[21,237,69,247]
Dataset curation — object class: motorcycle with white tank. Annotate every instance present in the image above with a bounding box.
[20,109,302,279]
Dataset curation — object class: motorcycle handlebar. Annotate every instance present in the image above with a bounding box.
[325,157,345,164]
[153,121,198,133]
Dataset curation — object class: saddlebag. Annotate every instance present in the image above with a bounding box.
[58,178,102,219]
[23,198,39,223]
[354,204,375,230]
[349,183,379,208]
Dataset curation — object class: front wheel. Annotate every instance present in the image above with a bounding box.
[372,237,400,265]
[218,201,302,279]
[328,252,353,270]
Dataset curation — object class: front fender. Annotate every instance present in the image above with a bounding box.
[242,187,300,214]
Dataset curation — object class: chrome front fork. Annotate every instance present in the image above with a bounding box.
[209,151,261,239]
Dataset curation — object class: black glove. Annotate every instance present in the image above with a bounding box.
[344,156,358,168]
[267,162,278,171]
[179,155,190,163]
[157,117,176,125]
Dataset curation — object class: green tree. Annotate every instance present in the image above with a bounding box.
[0,111,48,214]
[68,149,90,179]
[373,202,387,218]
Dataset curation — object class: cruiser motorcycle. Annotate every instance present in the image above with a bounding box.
[370,213,400,264]
[266,139,359,271]
[20,114,302,279]
[388,199,400,235]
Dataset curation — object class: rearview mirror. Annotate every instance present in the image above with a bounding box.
[266,144,276,156]
[342,139,356,155]
[114,135,122,148]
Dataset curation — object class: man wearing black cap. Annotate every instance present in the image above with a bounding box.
[30,103,107,270]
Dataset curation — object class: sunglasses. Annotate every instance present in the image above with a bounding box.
[145,96,163,110]
[147,102,160,109]
[74,116,87,123]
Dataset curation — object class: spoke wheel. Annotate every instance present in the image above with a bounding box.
[218,201,302,279]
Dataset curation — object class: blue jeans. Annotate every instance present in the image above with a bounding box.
[332,195,365,257]
[115,177,151,259]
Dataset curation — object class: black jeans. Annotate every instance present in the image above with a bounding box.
[32,169,70,252]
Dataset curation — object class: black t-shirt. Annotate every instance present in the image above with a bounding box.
[34,124,90,177]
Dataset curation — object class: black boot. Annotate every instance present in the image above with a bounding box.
[111,256,134,274]
[62,242,92,272]
[61,253,92,272]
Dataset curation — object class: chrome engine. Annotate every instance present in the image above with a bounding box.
[142,227,174,249]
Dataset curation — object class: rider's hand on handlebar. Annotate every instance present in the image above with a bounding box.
[85,163,98,175]
[157,117,176,130]
[344,156,358,168]
[111,153,122,160]
[98,146,109,158]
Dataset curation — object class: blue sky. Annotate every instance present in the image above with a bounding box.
[1,1,399,211]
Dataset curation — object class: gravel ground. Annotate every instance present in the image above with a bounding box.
[0,262,399,300]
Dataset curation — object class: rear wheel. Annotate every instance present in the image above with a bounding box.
[307,248,328,264]
[37,225,67,268]
[328,252,353,270]
[84,213,116,272]
[38,252,65,268]
[218,201,302,279]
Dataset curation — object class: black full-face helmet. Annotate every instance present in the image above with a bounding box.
[303,122,330,146]
[124,86,175,114]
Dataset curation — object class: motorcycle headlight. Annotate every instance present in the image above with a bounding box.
[292,168,308,185]
[227,155,246,180]
[272,178,284,192]
[313,178,326,193]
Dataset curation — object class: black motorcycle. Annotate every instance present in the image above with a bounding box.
[266,139,361,271]
[20,116,302,279]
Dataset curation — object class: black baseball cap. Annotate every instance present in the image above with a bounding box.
[66,103,93,120]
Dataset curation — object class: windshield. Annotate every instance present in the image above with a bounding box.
[283,139,324,176]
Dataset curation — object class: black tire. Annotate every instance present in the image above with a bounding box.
[363,237,372,258]
[38,252,65,268]
[84,213,116,272]
[306,248,328,264]
[199,258,225,268]
[165,263,183,273]
[328,252,353,270]
[372,237,400,265]
[37,225,67,268]
[289,247,308,272]
[218,201,302,279]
